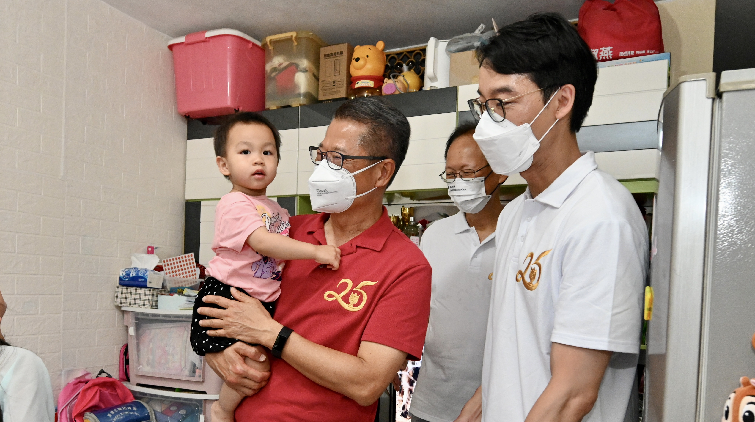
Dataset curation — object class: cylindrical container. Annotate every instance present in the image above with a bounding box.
[83,400,155,422]
[424,37,451,89]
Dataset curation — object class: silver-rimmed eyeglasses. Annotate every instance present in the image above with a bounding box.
[467,87,545,123]
[309,146,387,171]
[439,164,492,183]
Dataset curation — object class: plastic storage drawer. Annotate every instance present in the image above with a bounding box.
[122,308,223,394]
[263,31,326,109]
[126,383,218,422]
[169,29,265,118]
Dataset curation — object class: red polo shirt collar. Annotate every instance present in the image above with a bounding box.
[305,207,393,256]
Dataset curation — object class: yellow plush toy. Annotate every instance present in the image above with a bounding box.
[350,41,386,98]
[720,333,755,422]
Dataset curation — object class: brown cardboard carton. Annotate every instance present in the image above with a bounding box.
[449,50,480,87]
[319,43,353,101]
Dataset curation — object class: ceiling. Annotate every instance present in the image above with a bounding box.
[101,0,584,50]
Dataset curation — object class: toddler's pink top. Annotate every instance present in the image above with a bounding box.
[206,192,291,302]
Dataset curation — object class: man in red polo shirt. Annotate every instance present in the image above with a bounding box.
[198,97,432,421]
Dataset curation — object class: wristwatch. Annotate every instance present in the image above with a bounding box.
[271,326,293,359]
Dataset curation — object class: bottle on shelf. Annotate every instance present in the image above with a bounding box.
[399,206,411,233]
[390,215,402,230]
[400,206,421,246]
[405,215,421,246]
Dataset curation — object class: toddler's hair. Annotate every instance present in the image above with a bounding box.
[214,112,282,162]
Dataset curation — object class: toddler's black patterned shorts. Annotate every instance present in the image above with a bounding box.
[190,276,276,356]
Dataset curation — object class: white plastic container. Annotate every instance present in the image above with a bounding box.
[126,383,218,422]
[122,308,223,394]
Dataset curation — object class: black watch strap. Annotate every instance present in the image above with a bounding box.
[271,326,293,359]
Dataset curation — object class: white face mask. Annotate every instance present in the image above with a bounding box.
[473,88,560,175]
[308,159,383,213]
[447,176,492,214]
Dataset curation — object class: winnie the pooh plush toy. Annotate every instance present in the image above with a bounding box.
[722,377,755,422]
[350,41,386,98]
[721,333,755,422]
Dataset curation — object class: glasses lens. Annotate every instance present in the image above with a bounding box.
[310,147,323,164]
[486,99,505,122]
[442,171,462,183]
[327,152,344,170]
[468,99,483,122]
[459,170,478,181]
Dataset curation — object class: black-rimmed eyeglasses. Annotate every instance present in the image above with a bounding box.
[309,146,387,171]
[467,87,545,123]
[439,164,492,183]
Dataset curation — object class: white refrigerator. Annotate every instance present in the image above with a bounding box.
[644,68,755,422]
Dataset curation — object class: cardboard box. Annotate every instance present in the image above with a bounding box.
[319,43,353,101]
[449,50,479,87]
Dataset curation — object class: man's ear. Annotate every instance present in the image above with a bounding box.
[374,159,396,189]
[554,84,576,121]
[216,156,231,177]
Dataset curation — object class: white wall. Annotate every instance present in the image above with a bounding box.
[0,0,186,395]
[657,0,717,83]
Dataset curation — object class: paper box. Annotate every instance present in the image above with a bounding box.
[319,43,353,101]
[162,253,198,279]
[449,50,479,87]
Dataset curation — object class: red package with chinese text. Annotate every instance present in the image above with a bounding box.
[577,0,664,62]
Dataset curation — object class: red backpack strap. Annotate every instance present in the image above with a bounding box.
[118,344,130,382]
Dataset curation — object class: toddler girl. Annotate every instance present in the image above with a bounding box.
[190,112,340,422]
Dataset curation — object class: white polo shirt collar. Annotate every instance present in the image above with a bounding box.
[452,211,474,234]
[451,211,497,248]
[523,151,599,209]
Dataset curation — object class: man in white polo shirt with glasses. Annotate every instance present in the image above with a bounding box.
[464,12,649,422]
[408,122,506,422]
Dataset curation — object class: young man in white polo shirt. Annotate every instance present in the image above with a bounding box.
[408,123,506,422]
[466,13,649,422]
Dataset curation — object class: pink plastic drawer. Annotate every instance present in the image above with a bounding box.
[123,308,223,394]
[169,29,265,118]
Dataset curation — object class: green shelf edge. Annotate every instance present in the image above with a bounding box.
[186,179,658,213]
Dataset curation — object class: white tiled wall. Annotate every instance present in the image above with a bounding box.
[0,0,186,395]
[297,126,328,195]
[390,112,456,192]
[199,201,219,265]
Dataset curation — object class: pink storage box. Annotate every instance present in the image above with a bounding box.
[168,29,265,118]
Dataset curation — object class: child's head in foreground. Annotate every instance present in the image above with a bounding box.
[214,112,282,196]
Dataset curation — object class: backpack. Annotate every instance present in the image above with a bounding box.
[119,344,130,382]
[58,370,134,422]
[58,372,92,422]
